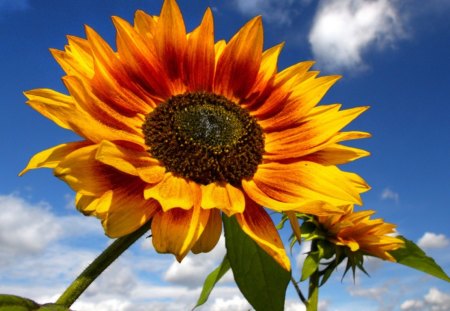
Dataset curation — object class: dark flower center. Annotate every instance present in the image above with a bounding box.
[143,92,264,186]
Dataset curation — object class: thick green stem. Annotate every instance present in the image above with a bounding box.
[55,222,151,308]
[306,240,319,311]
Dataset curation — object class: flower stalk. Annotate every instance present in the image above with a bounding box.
[306,239,319,311]
[55,222,151,308]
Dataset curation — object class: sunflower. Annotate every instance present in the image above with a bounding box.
[21,0,370,271]
[317,205,404,261]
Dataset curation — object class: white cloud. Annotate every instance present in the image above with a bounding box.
[401,288,450,311]
[418,232,450,249]
[0,194,63,260]
[233,0,304,25]
[309,0,405,72]
[381,187,400,203]
[401,299,425,310]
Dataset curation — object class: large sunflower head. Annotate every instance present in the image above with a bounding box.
[317,205,404,261]
[21,0,371,271]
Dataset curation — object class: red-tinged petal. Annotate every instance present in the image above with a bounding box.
[303,143,370,165]
[191,209,222,254]
[263,106,369,160]
[85,26,153,114]
[113,16,173,100]
[151,205,210,261]
[214,16,263,100]
[235,197,290,271]
[95,140,166,184]
[252,161,367,206]
[242,179,344,215]
[63,75,145,137]
[153,0,187,92]
[259,76,342,131]
[184,8,215,92]
[200,182,245,216]
[54,144,136,196]
[24,89,142,144]
[100,183,159,238]
[144,173,198,211]
[20,141,90,176]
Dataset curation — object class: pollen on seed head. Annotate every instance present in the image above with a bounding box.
[142,92,264,186]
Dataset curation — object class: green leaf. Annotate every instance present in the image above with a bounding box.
[390,236,450,282]
[0,294,39,310]
[193,255,231,310]
[222,215,291,311]
[301,251,319,282]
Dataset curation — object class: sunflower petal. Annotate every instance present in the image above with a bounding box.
[151,205,210,261]
[191,209,222,254]
[214,16,263,100]
[201,182,245,216]
[20,141,89,176]
[184,8,215,92]
[144,173,197,211]
[100,184,159,238]
[235,198,290,271]
[154,0,187,89]
[242,179,344,215]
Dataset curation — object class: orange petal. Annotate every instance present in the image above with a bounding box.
[113,16,172,100]
[259,76,342,131]
[191,209,222,254]
[95,140,165,184]
[242,178,344,215]
[134,10,157,38]
[264,106,369,160]
[303,143,370,165]
[20,141,90,176]
[235,197,290,270]
[24,88,141,144]
[100,183,159,238]
[54,144,136,196]
[251,161,368,206]
[144,173,198,211]
[214,16,263,100]
[184,8,215,92]
[200,182,245,216]
[153,0,187,91]
[151,205,210,261]
[85,26,153,114]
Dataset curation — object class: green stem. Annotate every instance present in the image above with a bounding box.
[55,222,151,308]
[306,240,319,311]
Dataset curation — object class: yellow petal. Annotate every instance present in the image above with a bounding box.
[191,209,222,254]
[242,178,344,215]
[144,173,197,211]
[151,205,210,261]
[201,182,245,216]
[95,140,165,185]
[20,141,89,176]
[235,197,290,271]
[100,184,159,238]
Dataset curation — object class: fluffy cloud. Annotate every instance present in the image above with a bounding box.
[309,0,404,72]
[401,287,450,311]
[418,232,450,249]
[233,0,306,25]
[381,187,400,202]
[0,194,63,260]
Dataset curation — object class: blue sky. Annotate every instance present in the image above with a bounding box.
[1,0,449,310]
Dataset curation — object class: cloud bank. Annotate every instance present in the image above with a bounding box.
[308,0,404,72]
